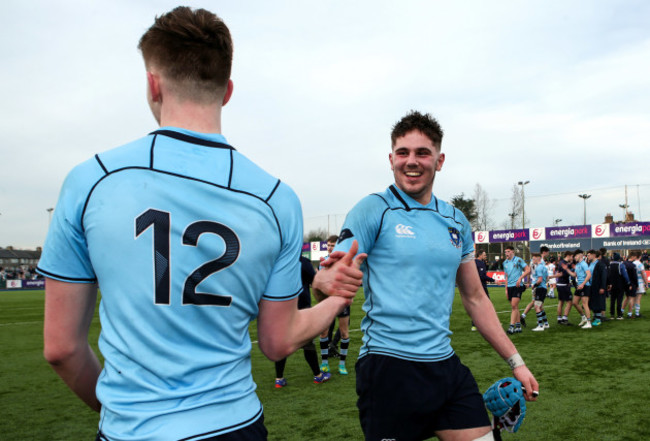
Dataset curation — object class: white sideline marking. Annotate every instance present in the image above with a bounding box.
[0,321,41,327]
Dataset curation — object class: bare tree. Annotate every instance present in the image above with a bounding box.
[506,184,529,229]
[472,183,494,231]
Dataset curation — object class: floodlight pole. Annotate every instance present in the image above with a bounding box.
[517,181,530,229]
[578,194,591,225]
[619,203,629,222]
[508,212,516,230]
[517,181,529,262]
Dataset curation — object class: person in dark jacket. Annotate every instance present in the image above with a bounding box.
[608,253,630,319]
[587,249,608,326]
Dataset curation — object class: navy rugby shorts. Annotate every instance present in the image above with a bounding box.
[356,353,490,440]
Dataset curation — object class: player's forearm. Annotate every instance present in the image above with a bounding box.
[464,294,519,360]
[46,343,102,412]
[290,298,350,350]
[257,296,350,361]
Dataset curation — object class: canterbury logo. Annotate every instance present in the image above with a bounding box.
[395,224,415,236]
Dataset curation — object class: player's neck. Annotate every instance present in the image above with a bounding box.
[159,101,223,134]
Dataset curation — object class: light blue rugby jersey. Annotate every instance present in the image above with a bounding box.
[533,263,548,290]
[334,185,474,362]
[37,128,302,441]
[586,261,596,286]
[575,260,589,285]
[504,256,527,287]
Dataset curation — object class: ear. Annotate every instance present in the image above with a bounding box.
[147,72,162,103]
[436,152,446,171]
[222,79,234,106]
[388,152,394,171]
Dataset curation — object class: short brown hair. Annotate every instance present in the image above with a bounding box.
[327,235,339,244]
[391,110,443,149]
[138,7,233,102]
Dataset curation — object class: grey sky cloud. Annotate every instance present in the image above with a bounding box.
[2,0,649,248]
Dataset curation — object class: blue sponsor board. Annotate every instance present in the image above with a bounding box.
[531,236,650,252]
[592,236,650,250]
[530,238,593,253]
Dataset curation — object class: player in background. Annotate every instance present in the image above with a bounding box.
[608,252,630,320]
[571,249,592,329]
[327,111,538,440]
[554,251,575,325]
[546,255,557,299]
[274,256,332,388]
[622,254,638,318]
[530,253,550,331]
[520,246,549,327]
[471,250,495,331]
[587,250,608,326]
[629,251,647,318]
[504,245,530,334]
[319,234,352,375]
[38,8,364,440]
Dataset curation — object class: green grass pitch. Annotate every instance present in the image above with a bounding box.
[1,288,648,440]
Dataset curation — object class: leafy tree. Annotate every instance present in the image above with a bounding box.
[450,193,477,226]
[304,228,328,243]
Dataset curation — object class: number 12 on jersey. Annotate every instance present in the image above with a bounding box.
[135,208,239,307]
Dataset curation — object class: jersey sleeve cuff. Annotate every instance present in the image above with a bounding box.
[35,267,97,284]
[261,288,301,302]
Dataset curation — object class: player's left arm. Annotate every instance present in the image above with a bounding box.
[583,269,592,288]
[43,278,102,412]
[456,262,539,400]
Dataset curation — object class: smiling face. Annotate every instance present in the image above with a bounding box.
[389,130,445,205]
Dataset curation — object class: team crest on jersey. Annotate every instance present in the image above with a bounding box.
[338,228,354,243]
[448,227,462,248]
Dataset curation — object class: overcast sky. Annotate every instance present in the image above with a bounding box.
[2,0,649,249]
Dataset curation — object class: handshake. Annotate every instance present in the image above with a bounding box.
[313,240,367,302]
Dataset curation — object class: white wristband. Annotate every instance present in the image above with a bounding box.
[506,353,525,370]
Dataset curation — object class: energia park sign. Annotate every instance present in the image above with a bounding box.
[474,221,650,252]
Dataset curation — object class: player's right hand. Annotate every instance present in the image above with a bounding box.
[313,240,366,299]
